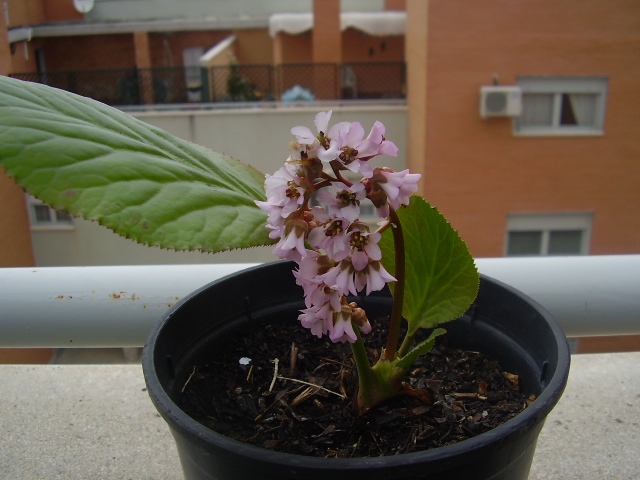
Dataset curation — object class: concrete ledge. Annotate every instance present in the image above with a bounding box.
[1,353,639,479]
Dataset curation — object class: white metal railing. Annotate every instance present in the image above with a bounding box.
[0,256,638,348]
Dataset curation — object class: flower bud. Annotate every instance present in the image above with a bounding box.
[349,302,369,328]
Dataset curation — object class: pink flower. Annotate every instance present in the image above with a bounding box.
[318,122,378,177]
[263,164,308,218]
[271,215,310,262]
[349,229,383,270]
[317,229,396,297]
[299,299,371,344]
[291,110,333,145]
[307,209,351,261]
[315,181,365,222]
[330,302,373,343]
[293,251,332,286]
[329,304,359,343]
[259,111,415,346]
[255,200,284,229]
[291,110,350,159]
[365,121,398,158]
[354,261,397,295]
[299,305,332,338]
[293,252,341,309]
[379,169,421,209]
[364,167,421,218]
[320,260,358,297]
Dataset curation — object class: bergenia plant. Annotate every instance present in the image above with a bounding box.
[0,76,479,413]
[255,111,479,411]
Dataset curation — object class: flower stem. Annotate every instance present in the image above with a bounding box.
[398,331,415,358]
[384,206,405,360]
[350,323,375,410]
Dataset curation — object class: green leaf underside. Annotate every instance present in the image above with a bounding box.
[0,76,274,252]
[379,196,479,334]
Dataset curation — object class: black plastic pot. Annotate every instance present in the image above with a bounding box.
[143,260,570,480]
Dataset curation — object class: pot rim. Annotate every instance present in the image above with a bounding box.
[143,261,571,470]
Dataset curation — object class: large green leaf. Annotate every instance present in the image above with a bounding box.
[379,196,479,334]
[0,76,274,252]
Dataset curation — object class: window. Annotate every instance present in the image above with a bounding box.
[514,77,607,136]
[25,195,74,229]
[183,47,204,102]
[505,213,592,256]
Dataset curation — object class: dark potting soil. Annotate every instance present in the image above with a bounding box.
[180,317,534,458]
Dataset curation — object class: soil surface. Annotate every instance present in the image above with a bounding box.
[180,317,534,458]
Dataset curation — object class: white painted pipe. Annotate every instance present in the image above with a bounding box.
[0,263,259,348]
[475,255,640,338]
[0,256,638,348]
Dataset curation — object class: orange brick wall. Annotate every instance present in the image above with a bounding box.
[234,29,273,65]
[385,0,406,10]
[341,29,404,63]
[408,0,640,257]
[43,0,83,22]
[8,40,40,73]
[0,170,35,266]
[274,32,312,64]
[40,31,241,72]
[5,0,45,27]
[313,0,341,64]
[148,31,232,68]
[43,35,136,71]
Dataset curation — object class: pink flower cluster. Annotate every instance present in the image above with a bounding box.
[256,111,420,343]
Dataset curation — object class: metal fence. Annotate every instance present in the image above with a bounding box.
[10,62,406,106]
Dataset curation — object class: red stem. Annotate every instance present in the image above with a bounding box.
[384,206,405,360]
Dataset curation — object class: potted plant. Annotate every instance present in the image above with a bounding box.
[0,76,570,480]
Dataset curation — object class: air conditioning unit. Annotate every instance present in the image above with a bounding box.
[479,86,522,118]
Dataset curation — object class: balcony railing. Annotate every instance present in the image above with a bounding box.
[1,255,638,348]
[10,62,406,107]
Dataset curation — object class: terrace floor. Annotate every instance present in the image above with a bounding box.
[1,352,638,479]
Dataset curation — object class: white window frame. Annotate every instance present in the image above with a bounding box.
[25,195,74,230]
[514,76,608,137]
[505,212,593,256]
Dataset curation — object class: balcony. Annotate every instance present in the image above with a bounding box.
[1,256,639,478]
[10,62,406,107]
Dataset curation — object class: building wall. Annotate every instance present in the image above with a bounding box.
[6,0,81,26]
[4,0,45,27]
[0,172,35,266]
[234,29,273,65]
[31,30,272,73]
[341,29,404,63]
[274,32,313,65]
[4,39,40,74]
[43,0,83,22]
[43,34,136,71]
[81,0,386,22]
[148,31,232,68]
[409,0,640,257]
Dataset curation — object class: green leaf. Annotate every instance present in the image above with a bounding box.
[0,76,274,253]
[379,196,479,334]
[395,328,446,370]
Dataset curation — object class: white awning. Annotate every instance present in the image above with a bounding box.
[269,11,406,38]
[269,12,314,37]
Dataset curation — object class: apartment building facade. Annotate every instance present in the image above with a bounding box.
[0,1,639,361]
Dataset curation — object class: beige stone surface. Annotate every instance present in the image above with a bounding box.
[1,353,638,479]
